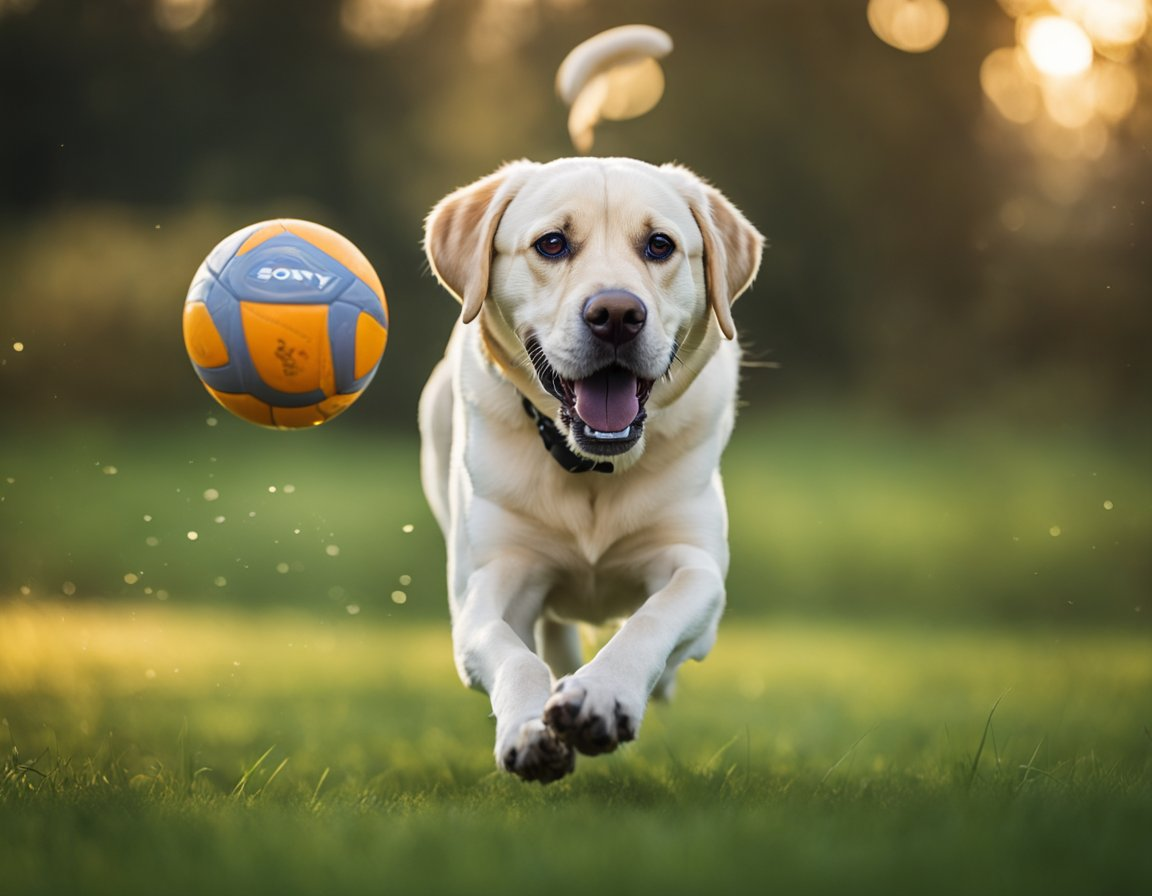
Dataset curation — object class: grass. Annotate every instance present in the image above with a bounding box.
[2,601,1150,896]
[1,413,1149,891]
[726,412,1151,623]
[0,416,444,615]
[1,411,1149,624]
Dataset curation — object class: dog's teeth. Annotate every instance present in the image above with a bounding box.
[585,425,631,440]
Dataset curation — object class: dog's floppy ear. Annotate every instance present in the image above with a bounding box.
[663,164,764,340]
[424,161,536,324]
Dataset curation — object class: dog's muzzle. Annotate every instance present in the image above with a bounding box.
[524,330,656,459]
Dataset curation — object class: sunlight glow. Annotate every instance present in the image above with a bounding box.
[867,0,950,53]
[468,0,537,62]
[1022,15,1094,78]
[997,0,1047,16]
[154,0,213,34]
[981,47,1041,124]
[340,0,436,46]
[1052,0,1148,49]
[985,0,1146,156]
[0,0,37,18]
[1041,71,1098,128]
[1091,60,1139,122]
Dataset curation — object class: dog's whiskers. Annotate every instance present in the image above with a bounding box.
[521,337,572,401]
[662,342,684,384]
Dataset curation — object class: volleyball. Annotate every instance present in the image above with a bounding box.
[182,219,388,429]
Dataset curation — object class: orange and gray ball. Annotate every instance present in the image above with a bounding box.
[183,219,388,429]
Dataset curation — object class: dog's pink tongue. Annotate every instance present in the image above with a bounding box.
[574,368,639,433]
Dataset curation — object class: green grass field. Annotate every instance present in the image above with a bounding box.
[2,412,1148,623]
[1,415,1149,894]
[2,603,1150,895]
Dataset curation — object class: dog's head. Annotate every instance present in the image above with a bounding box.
[424,157,763,462]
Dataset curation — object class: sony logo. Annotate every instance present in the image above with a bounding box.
[255,266,335,289]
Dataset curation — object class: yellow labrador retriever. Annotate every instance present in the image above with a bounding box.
[421,157,763,782]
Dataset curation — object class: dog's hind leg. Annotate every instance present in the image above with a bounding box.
[536,617,584,679]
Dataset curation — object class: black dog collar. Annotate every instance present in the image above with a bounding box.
[520,395,614,474]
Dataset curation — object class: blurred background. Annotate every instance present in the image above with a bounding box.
[0,0,1148,626]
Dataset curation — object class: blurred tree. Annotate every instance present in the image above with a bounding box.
[0,0,1148,430]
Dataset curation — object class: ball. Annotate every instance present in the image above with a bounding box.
[182,219,389,429]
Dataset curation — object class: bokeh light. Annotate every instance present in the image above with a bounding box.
[1021,15,1094,78]
[1040,71,1097,128]
[340,0,436,47]
[982,1,1148,160]
[981,47,1042,123]
[997,0,1050,16]
[867,0,950,53]
[1052,0,1148,49]
[1092,59,1139,121]
[154,0,213,34]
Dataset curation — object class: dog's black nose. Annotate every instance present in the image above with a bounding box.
[583,290,647,346]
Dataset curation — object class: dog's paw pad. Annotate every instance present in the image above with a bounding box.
[544,678,637,756]
[498,719,575,784]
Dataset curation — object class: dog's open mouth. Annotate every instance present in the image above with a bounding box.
[525,338,653,457]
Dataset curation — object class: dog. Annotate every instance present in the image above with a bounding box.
[420,156,763,782]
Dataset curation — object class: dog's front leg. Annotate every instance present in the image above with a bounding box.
[544,544,725,756]
[452,558,575,782]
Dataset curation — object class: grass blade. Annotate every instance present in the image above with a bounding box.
[232,745,277,798]
[967,690,1010,791]
[1017,737,1046,792]
[255,757,289,797]
[819,725,878,789]
[309,767,331,809]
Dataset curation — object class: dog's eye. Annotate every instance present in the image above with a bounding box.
[534,232,570,259]
[645,233,676,261]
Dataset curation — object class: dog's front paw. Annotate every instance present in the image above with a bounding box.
[544,676,639,756]
[497,718,576,784]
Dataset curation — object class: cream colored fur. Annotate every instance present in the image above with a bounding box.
[421,157,763,782]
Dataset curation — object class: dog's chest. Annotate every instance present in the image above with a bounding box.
[521,480,649,565]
